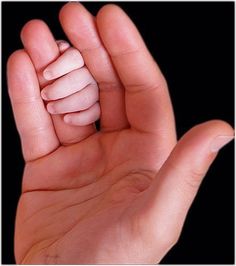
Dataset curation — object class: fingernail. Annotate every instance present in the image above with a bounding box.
[64,115,71,124]
[43,69,53,80]
[210,135,234,153]
[47,103,55,114]
[58,41,70,51]
[41,90,48,100]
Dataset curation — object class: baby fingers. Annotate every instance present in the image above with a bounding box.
[63,103,101,126]
[41,67,95,100]
[43,47,84,81]
[46,84,99,114]
[56,40,70,53]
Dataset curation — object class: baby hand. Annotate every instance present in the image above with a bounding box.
[41,41,100,126]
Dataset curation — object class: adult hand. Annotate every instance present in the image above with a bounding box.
[7,3,234,264]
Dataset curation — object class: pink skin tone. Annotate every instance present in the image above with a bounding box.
[7,3,234,264]
[41,42,100,126]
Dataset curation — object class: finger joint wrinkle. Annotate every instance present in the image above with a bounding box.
[126,82,163,94]
[12,95,42,104]
[111,47,140,59]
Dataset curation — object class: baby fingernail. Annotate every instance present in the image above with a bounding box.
[47,103,55,114]
[64,115,71,124]
[58,41,70,51]
[41,90,48,100]
[43,69,53,80]
[210,135,234,153]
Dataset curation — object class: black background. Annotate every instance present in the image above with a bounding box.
[2,2,234,264]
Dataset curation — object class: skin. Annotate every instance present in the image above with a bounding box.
[7,3,234,264]
[42,45,101,126]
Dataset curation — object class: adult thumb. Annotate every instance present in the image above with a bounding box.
[137,120,234,258]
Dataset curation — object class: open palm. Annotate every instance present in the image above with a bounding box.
[8,3,233,264]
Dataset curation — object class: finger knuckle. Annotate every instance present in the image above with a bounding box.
[186,168,205,190]
[69,48,84,65]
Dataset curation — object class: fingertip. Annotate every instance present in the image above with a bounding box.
[42,47,85,82]
[59,2,99,51]
[56,40,70,53]
[43,69,53,81]
[211,135,234,153]
[97,4,135,37]
[20,19,48,42]
[97,4,124,21]
[204,120,234,153]
[59,2,85,26]
[208,119,234,134]
[96,4,121,35]
[20,19,59,71]
[63,103,100,126]
[63,114,71,124]
[7,49,27,69]
[171,120,234,172]
[186,120,234,141]
[46,103,56,114]
[7,50,37,98]
[59,2,84,18]
[7,50,29,97]
[41,89,48,100]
